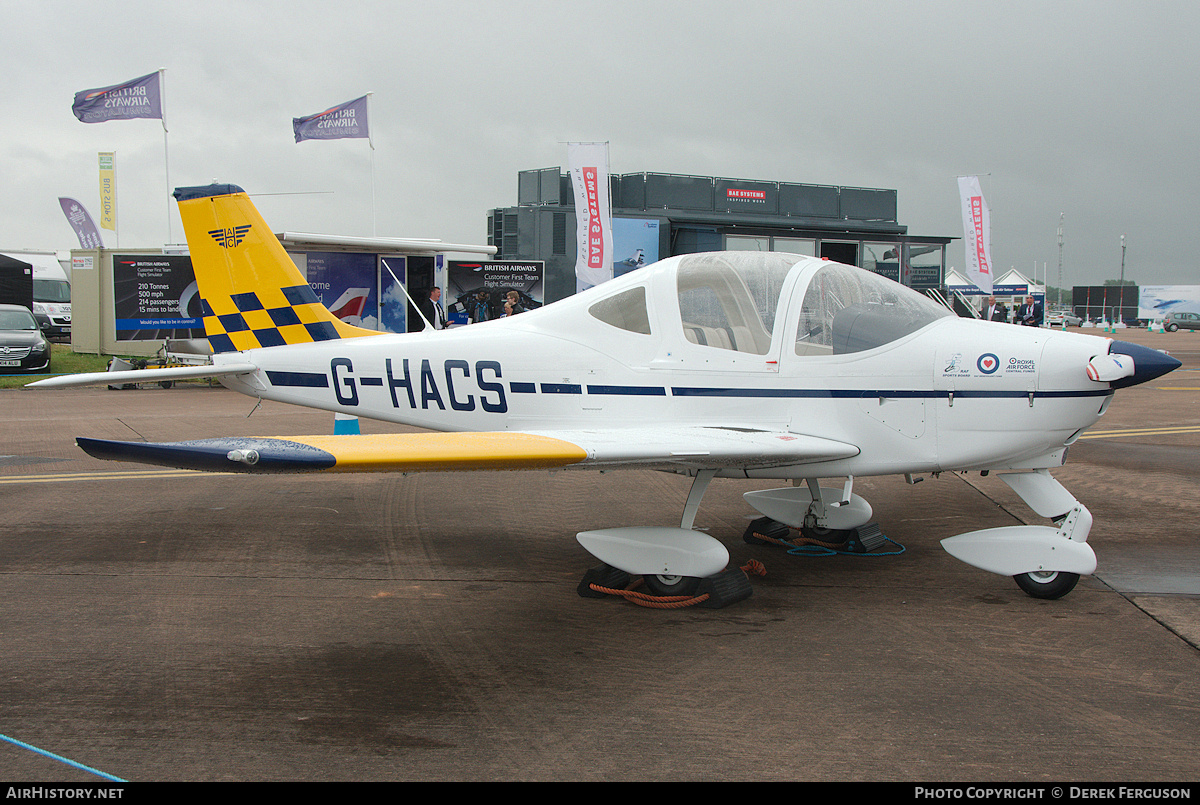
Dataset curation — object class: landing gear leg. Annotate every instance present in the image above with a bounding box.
[653,469,718,594]
[679,469,716,531]
[743,476,874,537]
[940,469,1096,599]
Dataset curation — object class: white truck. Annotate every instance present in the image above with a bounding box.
[1,250,70,338]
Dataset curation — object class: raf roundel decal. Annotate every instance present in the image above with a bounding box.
[977,353,1000,374]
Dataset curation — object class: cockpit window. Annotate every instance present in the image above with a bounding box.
[589,286,652,334]
[795,263,952,355]
[676,252,797,355]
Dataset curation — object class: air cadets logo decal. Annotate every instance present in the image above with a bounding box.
[209,225,252,248]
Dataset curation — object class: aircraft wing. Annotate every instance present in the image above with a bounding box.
[75,426,859,474]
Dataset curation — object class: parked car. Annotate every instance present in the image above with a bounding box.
[0,304,51,373]
[1163,311,1200,332]
[1046,310,1082,327]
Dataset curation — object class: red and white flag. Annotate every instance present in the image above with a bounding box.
[958,176,993,294]
[567,143,613,291]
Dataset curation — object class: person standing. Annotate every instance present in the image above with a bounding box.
[418,286,448,330]
[503,290,525,317]
[1017,296,1043,327]
[983,296,1008,322]
[469,290,491,324]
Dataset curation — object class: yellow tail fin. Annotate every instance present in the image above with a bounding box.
[174,183,377,353]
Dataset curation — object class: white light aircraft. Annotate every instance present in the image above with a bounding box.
[31,183,1181,607]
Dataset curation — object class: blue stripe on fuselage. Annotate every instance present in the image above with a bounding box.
[265,357,1113,410]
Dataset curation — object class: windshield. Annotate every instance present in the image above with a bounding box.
[33,279,70,303]
[796,262,951,355]
[0,309,38,330]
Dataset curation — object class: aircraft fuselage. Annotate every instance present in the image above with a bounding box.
[216,313,1115,480]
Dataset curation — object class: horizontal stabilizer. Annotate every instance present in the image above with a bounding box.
[27,363,257,390]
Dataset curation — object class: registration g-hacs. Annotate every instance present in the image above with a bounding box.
[31,183,1180,607]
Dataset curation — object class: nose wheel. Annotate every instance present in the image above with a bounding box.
[1014,570,1080,599]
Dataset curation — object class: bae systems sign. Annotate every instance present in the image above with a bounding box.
[717,179,774,211]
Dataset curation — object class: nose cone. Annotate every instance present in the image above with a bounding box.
[1108,341,1182,388]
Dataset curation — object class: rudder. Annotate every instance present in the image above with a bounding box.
[174,183,377,353]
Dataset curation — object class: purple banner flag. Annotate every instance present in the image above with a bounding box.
[57,197,104,249]
[293,95,370,142]
[72,72,163,124]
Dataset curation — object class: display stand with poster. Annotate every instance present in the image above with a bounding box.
[445,260,544,325]
[112,254,205,342]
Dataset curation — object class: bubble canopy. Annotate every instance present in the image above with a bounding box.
[586,252,950,358]
[794,260,953,355]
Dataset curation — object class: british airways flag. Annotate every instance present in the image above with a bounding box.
[293,96,370,142]
[72,72,162,124]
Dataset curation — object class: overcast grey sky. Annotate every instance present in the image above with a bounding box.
[6,0,1198,287]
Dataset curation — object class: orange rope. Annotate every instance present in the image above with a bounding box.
[750,527,843,550]
[587,584,711,609]
[742,559,767,577]
[588,561,766,609]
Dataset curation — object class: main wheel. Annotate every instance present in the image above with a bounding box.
[800,525,853,545]
[641,573,702,597]
[1014,570,1080,599]
[1167,323,1179,332]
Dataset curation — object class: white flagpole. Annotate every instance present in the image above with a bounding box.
[366,91,376,236]
[159,68,172,243]
[603,140,611,223]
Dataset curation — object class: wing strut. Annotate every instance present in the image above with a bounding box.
[680,469,717,530]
